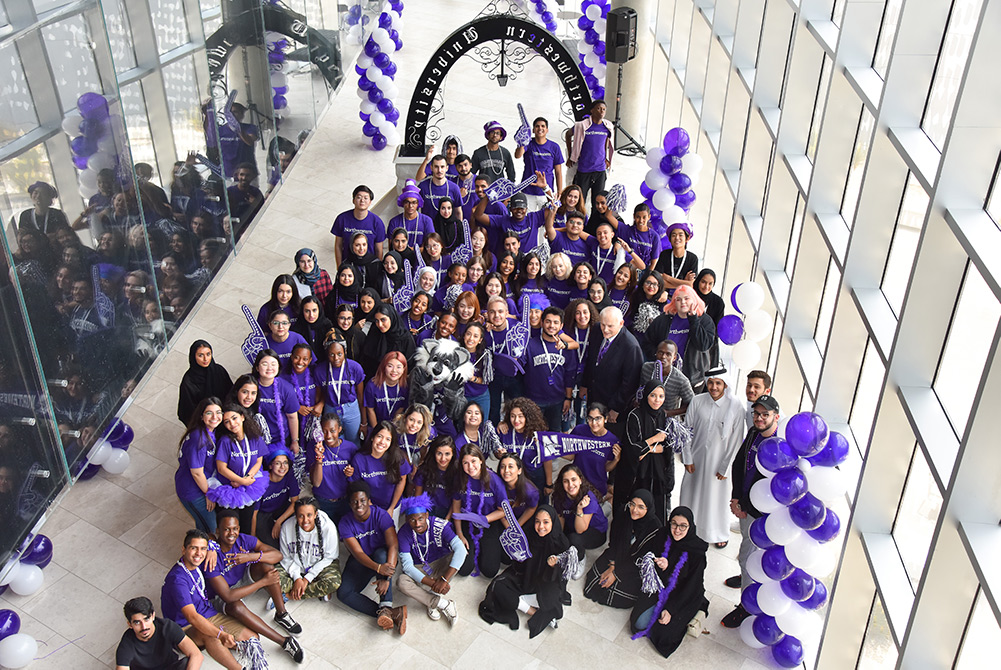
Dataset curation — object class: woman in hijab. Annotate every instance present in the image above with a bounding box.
[586,277,613,314]
[177,340,233,424]
[694,268,725,366]
[629,506,709,658]
[478,504,574,637]
[354,287,382,334]
[369,250,406,301]
[433,197,464,253]
[624,381,673,522]
[331,304,365,362]
[583,489,663,608]
[291,296,334,361]
[343,232,381,287]
[328,263,363,313]
[361,304,416,379]
[291,248,333,305]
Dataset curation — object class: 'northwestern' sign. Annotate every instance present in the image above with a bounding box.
[401,16,593,157]
[538,430,618,462]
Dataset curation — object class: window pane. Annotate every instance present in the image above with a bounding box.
[807,55,834,163]
[857,594,898,669]
[849,339,885,447]
[832,0,847,26]
[102,0,138,72]
[872,0,903,79]
[0,144,56,243]
[881,174,927,316]
[841,108,874,227]
[956,589,1001,669]
[785,195,804,277]
[814,259,840,351]
[922,0,983,150]
[934,262,1001,435]
[42,15,102,112]
[119,82,158,181]
[987,152,1001,227]
[149,0,190,53]
[0,42,40,150]
[892,448,942,592]
[162,57,207,160]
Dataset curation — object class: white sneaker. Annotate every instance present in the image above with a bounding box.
[437,597,458,626]
[427,604,442,621]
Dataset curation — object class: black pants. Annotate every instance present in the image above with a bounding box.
[573,169,607,211]
[568,525,606,560]
[459,520,504,578]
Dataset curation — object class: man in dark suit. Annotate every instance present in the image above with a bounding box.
[580,305,644,427]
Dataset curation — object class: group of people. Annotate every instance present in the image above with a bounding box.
[117,100,786,669]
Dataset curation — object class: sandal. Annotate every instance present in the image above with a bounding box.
[714,541,728,549]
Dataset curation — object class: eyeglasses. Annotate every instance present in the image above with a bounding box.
[626,501,647,511]
[271,320,290,327]
[752,410,774,419]
[586,415,604,423]
[643,281,659,288]
[670,521,689,531]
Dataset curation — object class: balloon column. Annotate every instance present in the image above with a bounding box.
[716,281,771,370]
[737,412,849,668]
[523,0,558,32]
[81,418,135,479]
[62,92,125,200]
[0,534,57,667]
[640,127,704,249]
[577,0,609,100]
[344,1,370,45]
[356,0,404,150]
[265,28,290,119]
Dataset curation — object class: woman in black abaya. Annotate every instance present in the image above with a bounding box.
[624,381,674,523]
[177,340,232,424]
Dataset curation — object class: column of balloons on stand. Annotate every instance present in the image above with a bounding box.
[354,0,405,150]
[738,412,849,668]
[718,281,770,370]
[0,533,57,668]
[639,127,704,249]
[265,22,290,119]
[62,93,127,200]
[522,0,558,32]
[79,418,135,479]
[576,0,609,100]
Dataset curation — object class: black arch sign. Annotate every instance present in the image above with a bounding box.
[401,16,594,157]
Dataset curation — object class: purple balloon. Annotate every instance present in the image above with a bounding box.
[580,63,593,75]
[753,614,786,646]
[808,431,850,467]
[111,424,134,449]
[801,579,828,610]
[362,122,379,137]
[750,516,775,549]
[717,314,744,345]
[272,86,288,95]
[359,112,370,122]
[385,108,400,123]
[594,85,605,99]
[772,635,805,668]
[762,546,794,581]
[789,492,826,531]
[668,173,692,194]
[374,52,392,69]
[639,182,655,199]
[758,437,798,472]
[104,420,127,442]
[542,10,554,23]
[367,87,384,103]
[780,568,817,602]
[0,585,6,596]
[806,508,841,543]
[77,92,110,121]
[393,36,404,51]
[70,135,97,157]
[771,468,808,506]
[72,154,89,170]
[593,41,605,56]
[584,30,599,45]
[383,61,398,77]
[354,64,367,76]
[674,190,697,210]
[785,412,830,457]
[659,154,682,176]
[378,12,393,29]
[79,463,101,480]
[0,610,20,641]
[377,98,395,114]
[347,5,361,16]
[577,16,593,30]
[358,75,374,91]
[80,118,106,139]
[267,51,284,64]
[372,133,388,151]
[741,583,763,615]
[585,74,599,89]
[663,127,690,157]
[364,40,382,57]
[22,534,53,568]
[731,285,742,313]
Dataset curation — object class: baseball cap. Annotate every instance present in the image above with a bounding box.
[510,193,528,209]
[752,394,780,414]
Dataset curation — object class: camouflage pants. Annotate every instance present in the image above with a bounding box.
[276,560,341,599]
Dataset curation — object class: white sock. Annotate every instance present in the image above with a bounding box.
[517,596,531,613]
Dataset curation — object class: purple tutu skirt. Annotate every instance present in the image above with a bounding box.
[206,471,268,509]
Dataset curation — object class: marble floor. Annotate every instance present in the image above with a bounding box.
[5,1,774,667]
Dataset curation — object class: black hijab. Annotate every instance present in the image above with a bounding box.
[694,269,724,325]
[664,506,706,555]
[637,380,668,437]
[433,197,463,253]
[354,287,382,322]
[334,262,363,305]
[523,505,571,587]
[343,235,380,286]
[610,488,662,564]
[369,250,406,296]
[331,304,364,361]
[291,298,334,360]
[177,340,233,423]
[361,303,416,377]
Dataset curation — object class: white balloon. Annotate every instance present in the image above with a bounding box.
[583,52,599,69]
[366,66,382,83]
[651,188,675,212]
[585,4,602,20]
[9,564,43,596]
[758,579,793,617]
[356,86,370,100]
[384,129,401,146]
[61,112,84,136]
[391,11,403,31]
[87,151,116,172]
[359,100,377,114]
[807,466,846,503]
[373,27,392,49]
[735,281,765,313]
[776,604,812,638]
[740,616,767,649]
[382,82,399,99]
[592,63,607,80]
[785,533,823,571]
[811,544,840,577]
[264,31,283,45]
[744,310,773,342]
[755,453,776,478]
[644,168,668,190]
[577,40,592,54]
[732,340,761,369]
[79,183,99,199]
[0,561,20,587]
[645,147,666,168]
[764,507,803,545]
[270,70,287,88]
[103,448,131,475]
[750,478,782,514]
[681,153,704,175]
[0,634,38,669]
[357,54,374,68]
[88,440,112,466]
[97,133,117,153]
[745,550,768,583]
[369,111,386,126]
[796,458,813,475]
[594,18,607,35]
[79,169,99,190]
[661,205,686,225]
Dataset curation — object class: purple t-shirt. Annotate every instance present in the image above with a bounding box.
[524,336,577,409]
[500,430,543,472]
[307,439,358,501]
[485,318,528,375]
[257,470,300,514]
[488,210,545,253]
[463,199,507,229]
[556,491,608,533]
[505,480,540,520]
[545,278,573,309]
[216,435,265,478]
[587,238,619,283]
[175,429,217,501]
[161,562,216,628]
[667,315,690,359]
[204,533,258,590]
[338,505,393,556]
[579,122,610,173]
[620,225,662,267]
[330,210,386,251]
[418,179,462,218]
[453,470,505,515]
[569,424,615,496]
[551,232,589,267]
[280,367,320,410]
[521,139,564,195]
[265,332,309,366]
[398,516,457,569]
[413,469,453,514]
[388,212,435,250]
[318,359,365,408]
[255,378,298,447]
[349,452,413,510]
[362,381,408,424]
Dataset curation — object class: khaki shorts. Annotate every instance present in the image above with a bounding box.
[184,612,245,642]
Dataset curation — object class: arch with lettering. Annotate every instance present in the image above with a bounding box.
[401,16,593,157]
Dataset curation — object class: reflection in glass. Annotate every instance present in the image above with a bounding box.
[881,174,927,316]
[149,0,190,53]
[0,42,40,150]
[119,82,158,180]
[163,56,208,160]
[841,108,874,227]
[0,145,56,233]
[892,448,941,592]
[857,594,898,668]
[955,588,1001,669]
[42,14,102,112]
[934,262,1000,435]
[101,0,138,73]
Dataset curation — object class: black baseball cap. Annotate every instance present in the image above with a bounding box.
[752,394,780,414]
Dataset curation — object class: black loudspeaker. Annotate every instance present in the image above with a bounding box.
[605,7,637,63]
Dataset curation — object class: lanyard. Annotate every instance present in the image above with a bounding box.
[177,560,206,600]
[232,436,252,475]
[328,362,346,405]
[594,244,614,276]
[381,383,404,416]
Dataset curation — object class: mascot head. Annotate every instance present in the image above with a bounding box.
[412,339,474,386]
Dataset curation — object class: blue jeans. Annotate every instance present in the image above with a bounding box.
[337,548,391,617]
[180,495,216,534]
[537,401,564,432]
[465,390,490,427]
[636,605,656,631]
[488,374,524,425]
[314,496,349,525]
[326,399,362,444]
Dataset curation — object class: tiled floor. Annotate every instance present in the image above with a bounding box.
[8,1,773,667]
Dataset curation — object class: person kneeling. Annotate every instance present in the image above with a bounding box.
[277,497,341,601]
[336,481,407,633]
[116,596,203,670]
[478,505,576,638]
[205,510,304,663]
[396,494,467,625]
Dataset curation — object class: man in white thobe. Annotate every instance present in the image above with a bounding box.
[680,366,746,545]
